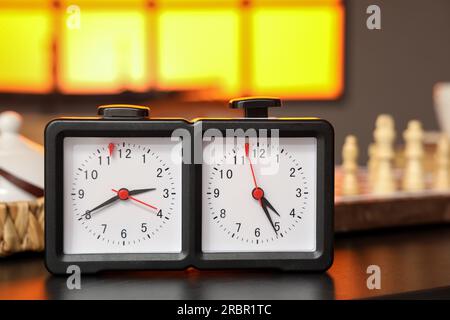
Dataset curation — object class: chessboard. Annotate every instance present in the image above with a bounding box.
[335,166,450,232]
[335,115,450,232]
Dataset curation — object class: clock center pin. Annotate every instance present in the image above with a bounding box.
[252,187,264,200]
[118,188,129,200]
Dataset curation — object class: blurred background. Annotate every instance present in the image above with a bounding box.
[0,0,449,162]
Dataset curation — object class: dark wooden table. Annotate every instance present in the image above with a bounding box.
[1,225,449,300]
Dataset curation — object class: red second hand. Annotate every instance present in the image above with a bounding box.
[245,143,258,189]
[111,189,159,211]
[245,143,264,204]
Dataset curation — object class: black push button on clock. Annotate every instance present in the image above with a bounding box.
[97,104,150,119]
[229,97,282,118]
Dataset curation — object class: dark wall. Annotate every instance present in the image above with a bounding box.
[272,0,450,163]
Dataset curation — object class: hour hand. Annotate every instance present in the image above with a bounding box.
[261,197,280,217]
[128,188,156,196]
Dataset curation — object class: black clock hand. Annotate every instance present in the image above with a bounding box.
[83,188,156,218]
[261,196,280,217]
[260,199,278,235]
[128,188,156,196]
[83,194,119,217]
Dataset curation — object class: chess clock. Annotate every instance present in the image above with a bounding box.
[45,98,334,274]
[45,105,193,274]
[195,97,334,271]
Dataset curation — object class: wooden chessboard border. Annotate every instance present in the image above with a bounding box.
[335,192,450,232]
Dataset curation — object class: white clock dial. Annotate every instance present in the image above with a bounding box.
[202,137,317,253]
[63,137,182,254]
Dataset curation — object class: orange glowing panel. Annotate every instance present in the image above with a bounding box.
[0,9,52,93]
[157,9,240,98]
[251,6,344,99]
[160,0,239,3]
[62,0,145,3]
[59,10,149,94]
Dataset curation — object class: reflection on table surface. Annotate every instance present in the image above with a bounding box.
[46,271,334,300]
[1,225,450,300]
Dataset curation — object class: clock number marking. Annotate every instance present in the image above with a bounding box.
[98,156,110,166]
[156,168,163,178]
[235,222,241,232]
[163,188,169,198]
[101,224,107,234]
[141,223,148,233]
[254,228,261,238]
[84,170,98,180]
[274,222,280,232]
[121,229,127,239]
[290,208,296,217]
[78,189,84,199]
[220,209,226,218]
[119,148,131,159]
[157,209,163,218]
[253,148,266,159]
[219,169,233,179]
[296,188,302,198]
[233,155,244,165]
[213,188,220,198]
[289,168,296,177]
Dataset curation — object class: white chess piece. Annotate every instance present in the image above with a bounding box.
[367,143,378,187]
[372,114,396,194]
[342,135,359,195]
[402,120,425,191]
[433,134,449,190]
[0,111,44,201]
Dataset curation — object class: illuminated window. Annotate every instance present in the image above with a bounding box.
[60,9,149,93]
[252,6,344,99]
[0,7,52,93]
[157,8,240,97]
[0,0,344,100]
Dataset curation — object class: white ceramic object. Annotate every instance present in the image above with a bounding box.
[0,111,44,202]
[434,82,450,138]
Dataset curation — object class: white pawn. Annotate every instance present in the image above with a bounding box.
[372,114,396,194]
[433,134,449,190]
[402,120,425,191]
[342,135,359,195]
[367,143,378,187]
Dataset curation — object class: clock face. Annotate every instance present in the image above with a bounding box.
[202,137,317,253]
[63,137,182,254]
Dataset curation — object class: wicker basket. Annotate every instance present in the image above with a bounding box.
[0,198,44,256]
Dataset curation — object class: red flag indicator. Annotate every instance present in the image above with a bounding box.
[108,143,115,157]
